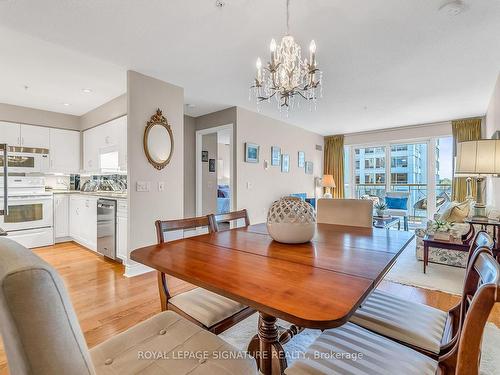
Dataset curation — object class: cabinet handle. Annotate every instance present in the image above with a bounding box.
[21,137,24,145]
[17,137,20,145]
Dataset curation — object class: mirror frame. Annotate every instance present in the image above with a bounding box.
[143,108,174,170]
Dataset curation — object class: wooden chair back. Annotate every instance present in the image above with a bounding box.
[440,246,499,375]
[154,215,214,310]
[155,215,214,243]
[467,230,493,265]
[211,209,250,232]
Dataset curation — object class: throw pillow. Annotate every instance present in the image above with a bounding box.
[385,196,408,210]
[440,200,470,223]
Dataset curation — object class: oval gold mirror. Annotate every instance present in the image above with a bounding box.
[143,109,174,170]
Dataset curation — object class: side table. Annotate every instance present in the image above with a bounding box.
[463,218,500,261]
[422,235,470,273]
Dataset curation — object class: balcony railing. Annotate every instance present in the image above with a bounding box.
[354,183,452,221]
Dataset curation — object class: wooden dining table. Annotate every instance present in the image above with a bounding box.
[131,222,415,375]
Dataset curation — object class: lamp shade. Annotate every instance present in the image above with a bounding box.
[455,140,500,176]
[322,174,336,188]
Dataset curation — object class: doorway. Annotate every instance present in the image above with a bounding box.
[195,124,234,217]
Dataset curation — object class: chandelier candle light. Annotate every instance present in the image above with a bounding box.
[250,0,322,113]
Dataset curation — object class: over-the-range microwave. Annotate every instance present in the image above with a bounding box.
[0,146,49,174]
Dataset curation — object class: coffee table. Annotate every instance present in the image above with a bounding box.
[373,216,401,230]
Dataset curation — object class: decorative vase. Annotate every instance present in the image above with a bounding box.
[267,197,316,244]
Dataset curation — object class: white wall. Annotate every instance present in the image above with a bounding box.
[236,108,323,224]
[344,120,452,145]
[485,73,500,207]
[0,102,80,130]
[80,94,126,130]
[201,133,217,215]
[126,71,184,276]
[183,115,196,217]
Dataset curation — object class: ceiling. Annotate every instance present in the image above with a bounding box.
[0,0,499,135]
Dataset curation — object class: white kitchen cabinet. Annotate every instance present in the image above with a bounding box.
[69,195,97,251]
[83,115,127,173]
[54,194,69,240]
[83,126,101,173]
[49,128,80,173]
[20,124,50,149]
[0,122,21,146]
[116,200,128,261]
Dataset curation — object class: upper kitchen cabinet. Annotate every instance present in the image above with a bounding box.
[83,116,127,173]
[0,122,21,146]
[0,122,50,149]
[49,128,81,173]
[20,124,50,149]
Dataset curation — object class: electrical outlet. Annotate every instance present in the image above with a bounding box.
[136,181,151,192]
[158,181,165,192]
[246,182,252,189]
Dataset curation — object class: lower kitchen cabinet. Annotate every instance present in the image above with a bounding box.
[69,195,97,251]
[54,194,69,241]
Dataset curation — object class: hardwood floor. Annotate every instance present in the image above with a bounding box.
[0,241,498,374]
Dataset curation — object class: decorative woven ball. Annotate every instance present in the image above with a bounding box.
[267,197,316,244]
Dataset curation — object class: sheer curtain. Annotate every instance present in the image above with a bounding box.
[324,135,344,198]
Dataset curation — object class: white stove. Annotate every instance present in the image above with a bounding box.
[0,176,53,248]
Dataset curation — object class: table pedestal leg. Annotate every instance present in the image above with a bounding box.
[423,243,428,273]
[247,313,287,375]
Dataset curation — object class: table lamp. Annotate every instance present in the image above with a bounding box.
[455,139,500,220]
[322,174,336,199]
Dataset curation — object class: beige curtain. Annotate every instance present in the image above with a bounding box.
[324,135,344,198]
[451,118,482,201]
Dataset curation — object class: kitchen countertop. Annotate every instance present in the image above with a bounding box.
[48,190,127,200]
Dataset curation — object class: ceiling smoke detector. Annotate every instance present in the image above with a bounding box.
[215,0,226,8]
[439,0,467,16]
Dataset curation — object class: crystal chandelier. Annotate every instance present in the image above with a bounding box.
[250,0,322,113]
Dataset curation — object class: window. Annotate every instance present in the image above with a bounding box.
[391,173,408,184]
[391,157,408,168]
[375,173,385,183]
[355,160,360,169]
[375,157,385,168]
[355,175,360,184]
[365,159,374,168]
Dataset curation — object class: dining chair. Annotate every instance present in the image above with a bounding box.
[385,191,410,230]
[349,230,494,359]
[155,215,254,334]
[211,208,250,231]
[316,198,373,228]
[0,237,257,375]
[285,244,499,375]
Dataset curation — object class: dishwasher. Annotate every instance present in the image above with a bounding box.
[97,199,117,260]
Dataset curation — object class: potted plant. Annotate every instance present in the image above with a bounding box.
[430,220,454,241]
[374,201,388,217]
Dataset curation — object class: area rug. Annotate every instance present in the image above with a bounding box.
[219,313,500,374]
[384,238,465,295]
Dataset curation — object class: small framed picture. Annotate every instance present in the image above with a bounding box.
[305,161,313,175]
[202,151,208,162]
[281,154,290,173]
[209,158,216,172]
[245,143,260,163]
[298,151,305,168]
[271,146,281,166]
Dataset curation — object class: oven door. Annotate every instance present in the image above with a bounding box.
[0,195,53,232]
[0,152,49,174]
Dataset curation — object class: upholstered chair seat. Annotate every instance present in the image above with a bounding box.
[168,287,247,328]
[284,322,438,375]
[350,289,447,354]
[91,310,256,375]
[0,238,257,375]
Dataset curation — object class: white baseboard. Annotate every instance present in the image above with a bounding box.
[124,261,154,277]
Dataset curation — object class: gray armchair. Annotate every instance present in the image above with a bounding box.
[0,238,257,375]
[385,191,410,230]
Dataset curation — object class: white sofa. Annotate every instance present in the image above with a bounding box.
[415,204,499,267]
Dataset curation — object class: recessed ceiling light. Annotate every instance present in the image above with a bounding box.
[82,88,93,93]
[63,103,70,107]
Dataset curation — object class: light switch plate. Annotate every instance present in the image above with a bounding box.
[158,181,165,192]
[136,181,151,192]
[246,182,252,189]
